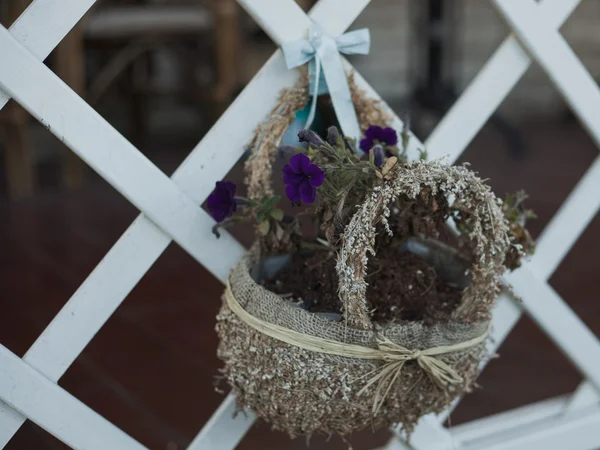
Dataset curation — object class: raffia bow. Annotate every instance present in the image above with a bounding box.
[355,335,469,415]
[224,283,490,416]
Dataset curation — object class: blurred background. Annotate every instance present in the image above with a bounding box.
[1,0,600,449]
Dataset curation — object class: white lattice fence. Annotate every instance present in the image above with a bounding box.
[0,0,599,449]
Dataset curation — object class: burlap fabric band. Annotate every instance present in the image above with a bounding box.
[223,246,491,415]
[224,273,491,415]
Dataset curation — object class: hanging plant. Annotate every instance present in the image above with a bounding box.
[207,39,535,440]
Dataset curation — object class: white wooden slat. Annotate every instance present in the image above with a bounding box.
[308,0,370,36]
[507,267,600,392]
[21,216,175,382]
[187,393,254,450]
[492,0,600,420]
[493,0,600,148]
[565,383,599,414]
[0,0,376,446]
[453,398,600,450]
[0,344,146,450]
[238,0,423,160]
[0,25,242,282]
[243,2,596,450]
[405,208,600,449]
[461,409,600,450]
[2,0,596,450]
[0,0,98,110]
[532,156,600,279]
[452,395,570,445]
[397,153,600,448]
[0,21,244,445]
[344,61,423,161]
[386,0,600,446]
[237,0,308,44]
[426,0,581,162]
[396,395,600,450]
[399,296,523,450]
[0,50,290,450]
[238,0,370,46]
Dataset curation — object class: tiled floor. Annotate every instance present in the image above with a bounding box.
[0,119,599,449]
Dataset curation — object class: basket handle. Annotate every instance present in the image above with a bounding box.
[244,80,308,202]
[336,161,512,329]
[335,175,397,330]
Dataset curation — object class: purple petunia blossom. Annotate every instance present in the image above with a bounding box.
[207,181,237,222]
[372,145,385,168]
[359,125,398,152]
[282,153,324,204]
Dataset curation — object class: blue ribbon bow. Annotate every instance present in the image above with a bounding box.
[281,22,370,143]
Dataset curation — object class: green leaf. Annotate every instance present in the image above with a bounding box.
[256,210,266,223]
[266,195,281,208]
[270,209,284,221]
[258,220,270,236]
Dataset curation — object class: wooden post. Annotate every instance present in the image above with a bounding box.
[55,23,86,190]
[212,0,240,117]
[1,0,35,199]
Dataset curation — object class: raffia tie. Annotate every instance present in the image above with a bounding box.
[224,283,491,416]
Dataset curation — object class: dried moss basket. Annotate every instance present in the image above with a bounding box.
[216,79,510,438]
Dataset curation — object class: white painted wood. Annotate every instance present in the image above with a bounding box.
[0,43,287,450]
[1,0,599,448]
[452,395,570,444]
[565,383,599,414]
[507,267,600,393]
[0,1,383,447]
[237,0,309,44]
[453,396,600,450]
[493,0,600,147]
[460,408,600,450]
[345,62,423,161]
[492,0,600,423]
[238,0,423,161]
[308,0,370,36]
[187,393,255,450]
[399,297,522,450]
[0,344,146,450]
[427,0,581,162]
[0,25,242,282]
[0,0,98,110]
[394,387,600,450]
[238,0,370,46]
[533,156,600,279]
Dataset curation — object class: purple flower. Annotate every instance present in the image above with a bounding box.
[282,153,324,204]
[207,181,237,222]
[359,125,398,152]
[372,145,385,167]
[298,129,325,147]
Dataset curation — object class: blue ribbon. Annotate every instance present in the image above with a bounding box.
[281,22,370,143]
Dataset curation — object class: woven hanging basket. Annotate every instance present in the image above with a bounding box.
[215,75,511,438]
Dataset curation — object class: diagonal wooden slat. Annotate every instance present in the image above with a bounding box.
[507,267,600,391]
[492,0,600,147]
[0,0,598,449]
[187,393,252,450]
[492,0,600,420]
[0,344,146,450]
[0,0,378,447]
[0,25,243,281]
[401,158,600,450]
[0,0,98,110]
[450,395,600,450]
[385,0,600,446]
[425,0,580,161]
